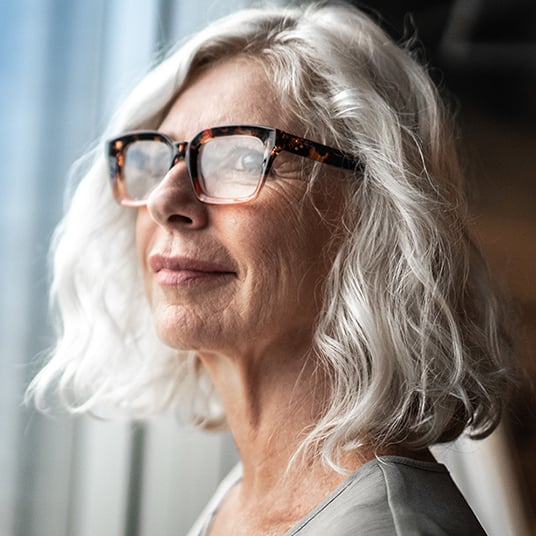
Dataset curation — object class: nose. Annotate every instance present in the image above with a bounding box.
[145,160,209,229]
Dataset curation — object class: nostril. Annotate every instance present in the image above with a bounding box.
[168,214,194,225]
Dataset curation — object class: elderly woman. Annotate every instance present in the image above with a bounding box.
[30,2,511,535]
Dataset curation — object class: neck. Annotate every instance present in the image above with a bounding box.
[197,341,374,502]
[196,342,433,534]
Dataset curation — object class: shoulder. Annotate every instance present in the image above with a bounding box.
[371,457,486,535]
[289,456,487,536]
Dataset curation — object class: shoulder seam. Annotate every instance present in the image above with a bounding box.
[377,462,404,536]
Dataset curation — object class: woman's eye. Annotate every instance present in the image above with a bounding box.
[199,137,266,183]
[229,147,264,173]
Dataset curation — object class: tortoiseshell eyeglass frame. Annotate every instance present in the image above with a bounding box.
[107,125,363,206]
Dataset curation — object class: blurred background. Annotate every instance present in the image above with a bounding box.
[0,0,534,535]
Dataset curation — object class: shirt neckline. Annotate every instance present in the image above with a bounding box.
[200,455,447,536]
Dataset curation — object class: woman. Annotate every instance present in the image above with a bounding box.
[29,2,512,535]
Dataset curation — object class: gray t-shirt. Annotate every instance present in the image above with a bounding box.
[187,456,486,536]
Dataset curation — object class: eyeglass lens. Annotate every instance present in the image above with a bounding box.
[122,134,268,202]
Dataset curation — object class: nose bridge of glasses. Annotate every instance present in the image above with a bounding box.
[172,141,188,166]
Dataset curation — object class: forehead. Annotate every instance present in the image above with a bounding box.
[159,58,282,139]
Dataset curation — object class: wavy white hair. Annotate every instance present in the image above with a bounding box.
[29,2,512,463]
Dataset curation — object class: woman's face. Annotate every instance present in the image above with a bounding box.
[136,58,347,360]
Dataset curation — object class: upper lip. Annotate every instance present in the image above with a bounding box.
[149,254,235,274]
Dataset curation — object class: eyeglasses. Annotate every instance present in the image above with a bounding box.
[107,125,362,206]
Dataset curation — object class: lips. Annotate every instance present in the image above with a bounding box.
[149,254,236,287]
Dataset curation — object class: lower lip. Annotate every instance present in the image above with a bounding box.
[155,269,234,287]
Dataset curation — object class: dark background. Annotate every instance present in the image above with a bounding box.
[351,0,536,528]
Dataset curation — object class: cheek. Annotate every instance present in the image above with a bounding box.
[232,195,333,319]
[135,206,151,245]
[135,209,156,298]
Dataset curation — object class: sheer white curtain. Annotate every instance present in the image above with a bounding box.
[0,1,254,535]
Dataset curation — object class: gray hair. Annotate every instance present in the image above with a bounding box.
[28,2,512,466]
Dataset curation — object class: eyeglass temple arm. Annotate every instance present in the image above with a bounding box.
[275,130,363,171]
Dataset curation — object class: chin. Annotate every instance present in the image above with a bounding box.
[154,316,219,354]
[156,325,199,352]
